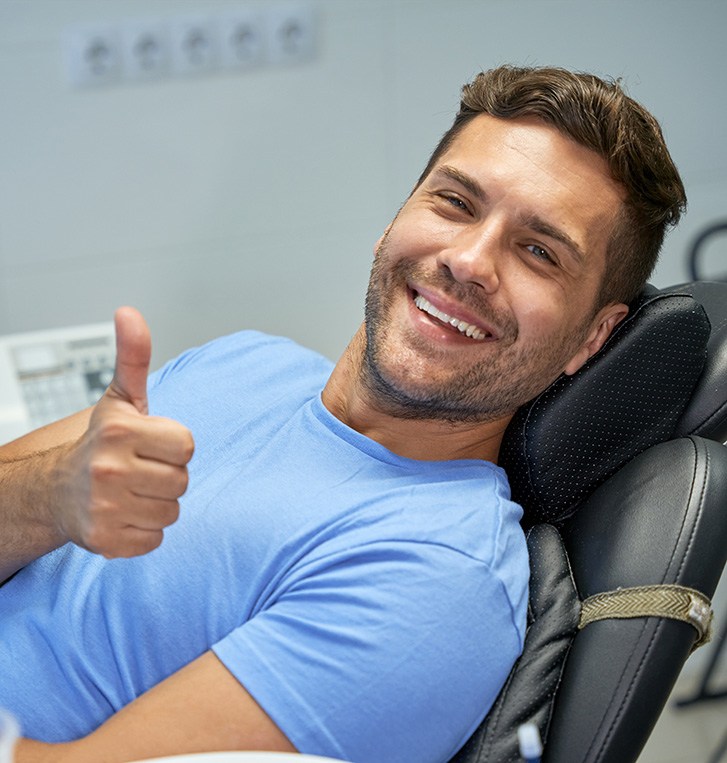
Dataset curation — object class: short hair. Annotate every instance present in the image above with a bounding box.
[417,65,687,307]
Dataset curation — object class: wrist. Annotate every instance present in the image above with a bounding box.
[42,441,81,549]
[13,442,74,559]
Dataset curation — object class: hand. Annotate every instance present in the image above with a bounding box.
[56,307,194,558]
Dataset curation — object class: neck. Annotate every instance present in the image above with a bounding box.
[321,326,512,463]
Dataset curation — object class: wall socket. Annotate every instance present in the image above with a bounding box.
[64,3,316,88]
[121,19,170,81]
[64,24,123,87]
[218,10,265,69]
[169,15,217,76]
[267,5,315,65]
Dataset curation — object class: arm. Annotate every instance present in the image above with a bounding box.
[15,651,296,762]
[0,409,91,581]
[0,308,194,582]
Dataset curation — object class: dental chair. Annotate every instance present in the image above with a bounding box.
[452,281,727,763]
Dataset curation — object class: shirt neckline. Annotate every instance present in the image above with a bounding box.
[309,393,504,476]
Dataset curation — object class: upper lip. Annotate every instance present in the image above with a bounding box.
[409,283,499,339]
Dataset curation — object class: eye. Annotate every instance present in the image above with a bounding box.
[526,243,555,263]
[438,193,471,215]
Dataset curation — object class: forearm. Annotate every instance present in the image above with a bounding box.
[14,652,295,763]
[0,440,76,582]
[15,739,74,763]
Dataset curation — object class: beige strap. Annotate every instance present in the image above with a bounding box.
[579,584,713,652]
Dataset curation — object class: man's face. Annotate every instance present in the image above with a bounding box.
[363,114,627,423]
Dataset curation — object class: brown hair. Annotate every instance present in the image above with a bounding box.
[417,65,687,306]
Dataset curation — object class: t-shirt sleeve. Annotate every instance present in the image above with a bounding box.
[212,538,524,763]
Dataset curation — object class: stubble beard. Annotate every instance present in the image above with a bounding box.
[361,241,589,424]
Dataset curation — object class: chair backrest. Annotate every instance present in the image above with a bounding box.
[452,281,727,763]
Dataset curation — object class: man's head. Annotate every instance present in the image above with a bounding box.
[356,65,687,428]
[363,111,628,424]
[352,67,684,436]
[416,65,686,307]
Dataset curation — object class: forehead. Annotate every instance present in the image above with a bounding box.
[440,113,621,194]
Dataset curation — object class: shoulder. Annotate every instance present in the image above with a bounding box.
[150,330,333,388]
[143,332,333,457]
[363,458,525,571]
[146,331,333,420]
[214,522,527,763]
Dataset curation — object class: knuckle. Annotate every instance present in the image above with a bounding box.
[82,522,112,554]
[89,457,124,483]
[83,498,122,551]
[96,416,134,445]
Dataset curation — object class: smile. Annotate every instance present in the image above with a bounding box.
[413,294,490,341]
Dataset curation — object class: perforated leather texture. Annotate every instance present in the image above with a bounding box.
[499,289,711,523]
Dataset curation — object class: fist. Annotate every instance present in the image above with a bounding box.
[58,307,194,558]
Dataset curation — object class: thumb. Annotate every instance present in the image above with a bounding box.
[109,306,152,414]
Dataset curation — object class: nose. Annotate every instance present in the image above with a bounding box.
[435,225,501,294]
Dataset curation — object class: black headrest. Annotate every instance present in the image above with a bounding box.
[499,285,712,524]
[669,282,727,441]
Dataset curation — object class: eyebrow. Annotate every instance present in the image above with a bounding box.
[434,163,586,265]
[434,165,487,202]
[521,214,586,265]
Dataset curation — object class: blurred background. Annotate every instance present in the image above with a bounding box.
[1,2,725,759]
[1,0,726,367]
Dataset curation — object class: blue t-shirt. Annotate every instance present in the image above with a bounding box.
[0,331,528,763]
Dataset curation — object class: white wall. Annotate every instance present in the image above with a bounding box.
[1,0,726,369]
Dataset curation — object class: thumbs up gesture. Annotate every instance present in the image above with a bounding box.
[59,307,194,558]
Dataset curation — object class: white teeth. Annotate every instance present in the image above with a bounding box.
[413,295,488,341]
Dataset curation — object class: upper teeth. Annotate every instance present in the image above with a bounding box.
[413,295,488,340]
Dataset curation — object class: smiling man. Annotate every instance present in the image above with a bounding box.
[0,66,685,763]
[327,113,630,464]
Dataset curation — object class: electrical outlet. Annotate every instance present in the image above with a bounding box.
[266,3,316,66]
[63,4,318,88]
[217,11,265,70]
[169,15,218,76]
[120,19,170,81]
[64,23,122,86]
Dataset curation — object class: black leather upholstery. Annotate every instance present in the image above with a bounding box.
[499,287,711,524]
[670,283,727,441]
[452,282,727,763]
[549,436,727,762]
[454,524,580,762]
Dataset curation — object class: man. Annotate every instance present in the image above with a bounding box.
[0,65,685,763]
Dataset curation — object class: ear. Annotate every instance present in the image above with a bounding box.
[373,223,394,258]
[563,302,629,376]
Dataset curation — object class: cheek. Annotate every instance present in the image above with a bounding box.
[387,210,456,255]
[512,289,581,345]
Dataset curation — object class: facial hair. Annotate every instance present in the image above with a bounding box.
[361,235,591,423]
